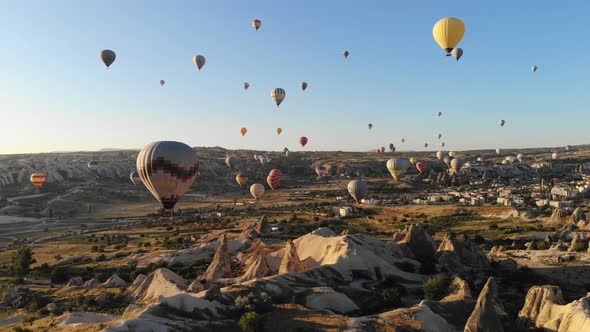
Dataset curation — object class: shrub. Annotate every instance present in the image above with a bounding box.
[11,246,35,278]
[574,241,588,252]
[239,311,261,332]
[535,241,548,250]
[422,274,449,300]
[51,267,69,284]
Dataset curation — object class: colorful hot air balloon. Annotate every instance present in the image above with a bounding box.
[300,82,307,91]
[386,157,411,181]
[160,80,165,86]
[88,161,99,170]
[276,128,282,135]
[266,169,282,190]
[236,172,248,188]
[136,141,199,211]
[30,173,47,189]
[450,157,463,172]
[433,17,466,55]
[451,48,463,61]
[271,88,286,107]
[416,162,429,174]
[225,156,237,169]
[343,51,350,59]
[100,49,116,68]
[347,180,367,203]
[389,143,395,152]
[243,82,250,90]
[252,19,262,31]
[368,123,373,130]
[193,55,206,70]
[499,119,506,127]
[436,151,446,160]
[531,65,538,72]
[315,165,329,178]
[240,127,248,136]
[250,183,265,200]
[299,136,308,147]
[130,171,142,185]
[410,157,417,165]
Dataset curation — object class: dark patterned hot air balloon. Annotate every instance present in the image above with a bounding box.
[343,51,350,59]
[300,82,307,91]
[30,173,47,189]
[347,180,367,203]
[100,49,116,68]
[243,82,250,90]
[193,55,206,70]
[136,141,199,211]
[160,80,165,86]
[368,123,373,130]
[130,171,142,185]
[299,136,308,147]
[267,169,282,190]
[272,88,286,107]
[252,19,262,31]
[315,165,329,178]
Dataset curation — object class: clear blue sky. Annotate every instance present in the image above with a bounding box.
[2,1,590,154]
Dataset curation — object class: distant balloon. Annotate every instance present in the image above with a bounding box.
[299,136,308,147]
[250,183,265,200]
[565,145,572,152]
[343,51,350,59]
[30,173,47,189]
[499,119,506,127]
[100,49,116,68]
[401,138,406,143]
[443,156,454,166]
[517,153,524,162]
[438,133,443,139]
[244,82,250,90]
[136,141,199,211]
[451,48,463,61]
[240,127,248,136]
[160,80,165,86]
[436,151,446,160]
[375,148,382,155]
[315,165,329,178]
[450,157,463,172]
[389,143,395,152]
[416,161,429,174]
[267,169,282,190]
[252,19,262,31]
[300,82,308,91]
[496,148,502,155]
[449,151,457,157]
[440,142,445,147]
[88,161,99,170]
[531,65,538,72]
[438,112,443,117]
[253,153,260,161]
[225,156,237,169]
[410,157,417,165]
[433,17,465,55]
[276,128,282,135]
[130,171,142,185]
[386,157,411,181]
[505,156,516,164]
[347,180,367,203]
[368,123,373,130]
[236,172,248,188]
[193,55,206,70]
[552,152,559,160]
[424,143,429,148]
[283,147,289,153]
[380,147,385,154]
[271,88,286,107]
[501,160,510,165]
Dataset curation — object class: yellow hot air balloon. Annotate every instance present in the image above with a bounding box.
[236,172,248,188]
[410,157,417,165]
[30,173,47,189]
[433,18,465,55]
[276,128,282,135]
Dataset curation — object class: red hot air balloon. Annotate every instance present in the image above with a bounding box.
[267,169,282,190]
[299,136,308,147]
[415,162,429,174]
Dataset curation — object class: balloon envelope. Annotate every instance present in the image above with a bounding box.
[299,136,308,147]
[451,48,463,61]
[347,180,367,203]
[240,127,247,136]
[252,19,261,30]
[315,165,329,177]
[277,128,282,135]
[30,173,47,189]
[300,82,307,91]
[386,157,411,181]
[130,171,142,185]
[193,55,206,70]
[433,17,465,54]
[243,82,250,90]
[271,88,286,107]
[100,49,116,68]
[250,183,265,200]
[225,156,237,169]
[236,172,248,188]
[267,169,282,190]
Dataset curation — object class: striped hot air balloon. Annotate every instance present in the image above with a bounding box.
[386,157,411,181]
[415,162,429,174]
[299,136,308,147]
[315,165,329,177]
[30,173,47,189]
[130,171,142,185]
[266,169,282,190]
[236,172,248,188]
[271,88,286,107]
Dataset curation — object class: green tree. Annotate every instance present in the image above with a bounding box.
[11,246,35,278]
[239,311,261,332]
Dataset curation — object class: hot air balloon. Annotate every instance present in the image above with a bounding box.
[130,171,142,185]
[253,153,261,161]
[236,172,248,188]
[531,65,537,72]
[552,152,559,160]
[225,156,237,169]
[449,151,457,157]
[252,19,261,31]
[160,80,165,86]
[438,133,443,139]
[424,143,429,148]
[505,156,516,164]
[343,51,349,59]
[240,127,248,136]
[250,183,265,200]
[100,49,116,68]
[88,161,99,170]
[517,153,524,162]
[499,119,505,127]
[438,112,443,117]
[389,144,395,152]
[401,138,406,143]
[477,157,484,162]
[565,145,572,151]
[267,169,282,190]
[496,148,502,155]
[368,123,373,130]
[299,136,308,147]
[451,48,463,61]
[271,88,286,107]
[244,82,250,90]
[300,82,307,91]
[347,180,367,203]
[276,128,282,135]
[315,165,329,178]
[283,147,289,153]
[433,17,466,55]
[193,55,206,70]
[501,160,509,165]
[416,162,429,174]
[443,156,454,166]
[30,173,47,189]
[136,141,199,211]
[450,157,463,172]
[440,142,445,147]
[410,157,417,164]
[436,151,446,160]
[380,147,385,154]
[386,157,411,181]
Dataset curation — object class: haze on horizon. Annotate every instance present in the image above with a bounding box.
[2,1,590,155]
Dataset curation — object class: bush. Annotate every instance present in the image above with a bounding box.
[51,267,69,284]
[239,311,261,332]
[11,246,35,278]
[535,241,548,250]
[382,287,402,307]
[574,241,588,252]
[422,274,449,300]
